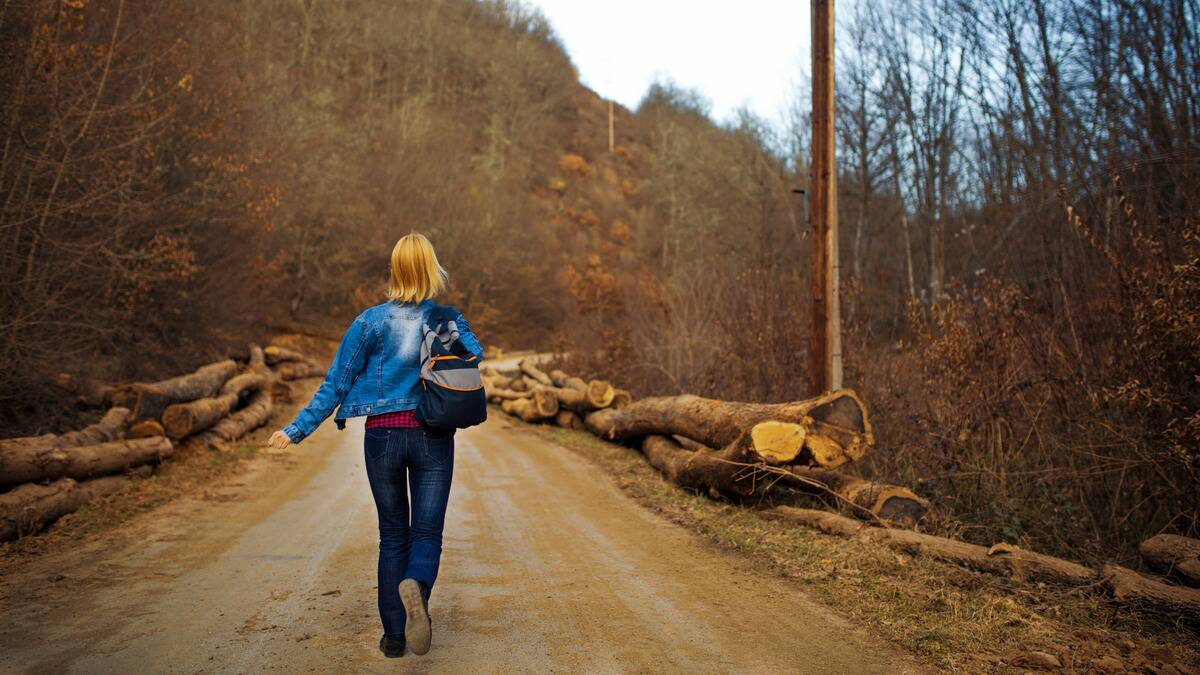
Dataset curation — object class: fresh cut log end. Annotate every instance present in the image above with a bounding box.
[585,380,615,408]
[749,421,806,464]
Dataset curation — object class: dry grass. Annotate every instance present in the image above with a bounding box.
[523,419,1200,673]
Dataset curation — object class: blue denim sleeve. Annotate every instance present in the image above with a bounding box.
[282,316,373,443]
[455,310,484,358]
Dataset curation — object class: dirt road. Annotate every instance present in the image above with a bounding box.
[0,413,926,674]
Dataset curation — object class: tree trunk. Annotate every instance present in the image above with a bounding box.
[160,372,267,439]
[187,390,273,451]
[500,390,558,422]
[0,470,148,541]
[263,344,309,365]
[1140,534,1200,587]
[0,436,172,486]
[0,406,130,458]
[274,361,320,380]
[554,409,586,430]
[111,360,238,422]
[771,507,1096,586]
[519,358,553,387]
[787,466,929,524]
[1102,564,1200,614]
[587,390,873,469]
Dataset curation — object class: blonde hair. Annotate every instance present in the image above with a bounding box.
[386,232,447,302]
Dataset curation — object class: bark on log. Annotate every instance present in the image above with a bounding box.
[189,390,273,450]
[160,372,267,439]
[642,434,767,500]
[111,360,238,422]
[519,358,554,387]
[486,387,532,402]
[0,436,172,486]
[554,410,586,430]
[770,507,1095,586]
[1102,564,1200,614]
[500,390,559,422]
[0,407,131,474]
[586,390,872,468]
[0,474,144,541]
[642,435,927,521]
[275,361,320,380]
[787,466,929,525]
[263,345,309,365]
[1140,534,1200,587]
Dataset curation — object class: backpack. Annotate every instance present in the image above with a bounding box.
[414,306,487,430]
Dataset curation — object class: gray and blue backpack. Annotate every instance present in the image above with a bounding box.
[414,307,487,430]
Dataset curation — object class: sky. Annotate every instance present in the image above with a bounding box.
[525,1,811,128]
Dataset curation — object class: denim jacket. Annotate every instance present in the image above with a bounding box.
[282,299,484,443]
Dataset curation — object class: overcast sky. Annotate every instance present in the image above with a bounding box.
[526,1,810,128]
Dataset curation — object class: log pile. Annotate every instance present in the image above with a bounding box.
[484,356,1200,615]
[0,340,324,541]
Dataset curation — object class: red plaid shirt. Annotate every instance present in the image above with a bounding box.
[364,409,420,429]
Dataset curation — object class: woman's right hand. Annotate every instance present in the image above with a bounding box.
[267,430,292,450]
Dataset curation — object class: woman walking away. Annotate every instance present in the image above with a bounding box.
[266,233,484,658]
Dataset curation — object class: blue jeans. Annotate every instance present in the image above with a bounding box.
[363,426,455,636]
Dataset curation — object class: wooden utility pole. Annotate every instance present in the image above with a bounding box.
[608,100,615,153]
[809,0,843,395]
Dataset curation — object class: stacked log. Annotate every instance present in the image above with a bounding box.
[0,436,172,487]
[111,360,238,422]
[161,372,267,439]
[585,390,873,469]
[0,471,149,541]
[0,340,322,542]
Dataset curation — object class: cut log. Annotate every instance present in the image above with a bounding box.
[549,369,571,387]
[53,373,115,407]
[0,473,144,541]
[248,344,272,379]
[0,407,132,483]
[1140,534,1200,587]
[787,466,930,524]
[189,390,273,450]
[160,372,267,439]
[642,434,766,499]
[500,390,559,422]
[111,360,238,422]
[126,419,165,439]
[486,387,532,402]
[611,389,632,409]
[537,384,612,412]
[508,377,529,392]
[1102,564,1200,614]
[641,434,926,521]
[0,436,172,486]
[554,410,586,430]
[275,361,321,380]
[771,507,1096,586]
[586,390,873,468]
[519,358,553,387]
[263,344,309,365]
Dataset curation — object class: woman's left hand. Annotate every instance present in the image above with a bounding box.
[267,430,292,450]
